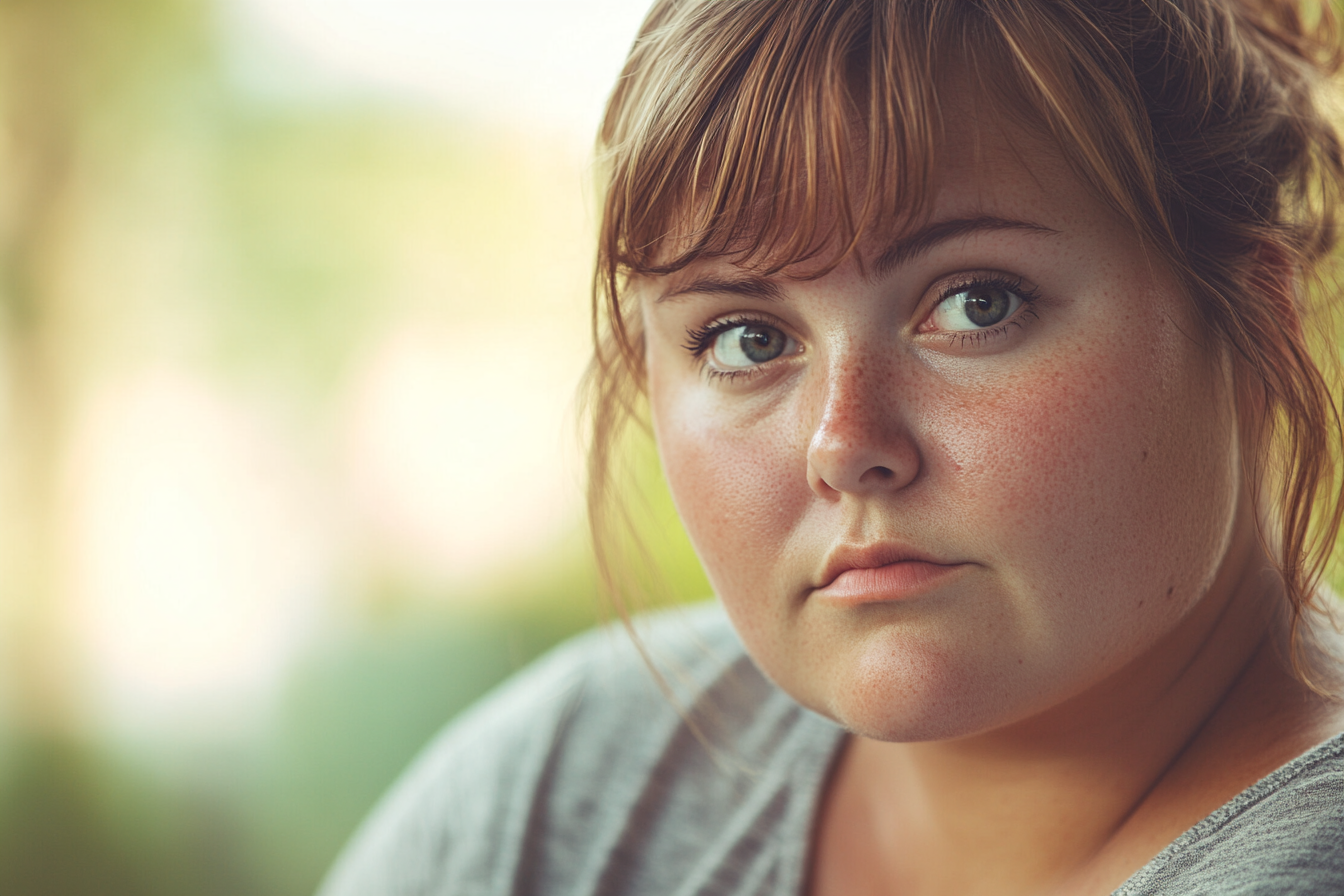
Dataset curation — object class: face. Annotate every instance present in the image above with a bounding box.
[640,102,1247,742]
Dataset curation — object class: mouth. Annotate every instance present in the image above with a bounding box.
[813,543,969,606]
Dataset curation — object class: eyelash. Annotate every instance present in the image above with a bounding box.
[682,314,788,382]
[928,273,1042,348]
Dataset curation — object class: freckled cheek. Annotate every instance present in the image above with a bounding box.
[933,339,1234,628]
[934,361,1125,535]
[653,388,808,598]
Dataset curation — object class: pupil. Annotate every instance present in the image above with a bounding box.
[963,289,1011,327]
[740,326,785,363]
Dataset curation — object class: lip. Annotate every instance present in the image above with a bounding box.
[813,543,968,606]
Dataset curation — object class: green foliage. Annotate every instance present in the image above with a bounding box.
[0,737,259,896]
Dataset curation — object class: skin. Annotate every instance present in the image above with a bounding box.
[639,102,1344,895]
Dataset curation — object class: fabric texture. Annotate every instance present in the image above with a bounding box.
[317,602,1344,896]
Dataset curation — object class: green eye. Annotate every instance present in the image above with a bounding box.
[962,287,1014,326]
[712,324,794,368]
[930,285,1024,331]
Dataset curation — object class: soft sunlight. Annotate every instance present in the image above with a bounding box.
[66,369,326,726]
[226,0,650,144]
[340,317,587,584]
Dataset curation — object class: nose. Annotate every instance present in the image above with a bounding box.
[806,359,921,498]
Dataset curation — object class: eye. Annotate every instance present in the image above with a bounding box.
[711,323,795,369]
[925,281,1027,332]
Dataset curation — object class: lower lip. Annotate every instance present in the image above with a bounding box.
[815,561,967,606]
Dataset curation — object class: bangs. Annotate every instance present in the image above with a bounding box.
[598,0,949,280]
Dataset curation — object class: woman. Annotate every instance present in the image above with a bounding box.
[320,1,1344,893]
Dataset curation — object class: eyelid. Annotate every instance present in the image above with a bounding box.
[934,271,1036,303]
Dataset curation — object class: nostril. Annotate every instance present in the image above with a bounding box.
[806,418,921,496]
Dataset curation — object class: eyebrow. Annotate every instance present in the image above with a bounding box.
[656,273,788,304]
[870,215,1060,278]
[655,215,1059,304]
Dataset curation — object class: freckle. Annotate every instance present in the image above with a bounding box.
[1138,600,1144,608]
[1142,450,1149,462]
[1166,586,1174,598]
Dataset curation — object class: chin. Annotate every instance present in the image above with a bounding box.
[809,636,1052,743]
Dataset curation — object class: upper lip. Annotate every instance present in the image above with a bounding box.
[815,542,958,590]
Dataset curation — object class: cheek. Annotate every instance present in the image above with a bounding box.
[933,322,1239,665]
[651,380,809,602]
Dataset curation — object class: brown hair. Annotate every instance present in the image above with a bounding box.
[586,0,1344,681]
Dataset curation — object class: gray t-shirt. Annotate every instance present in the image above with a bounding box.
[318,602,1344,896]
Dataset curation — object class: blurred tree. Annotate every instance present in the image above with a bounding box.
[0,0,210,734]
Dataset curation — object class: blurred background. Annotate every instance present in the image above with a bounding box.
[0,0,711,893]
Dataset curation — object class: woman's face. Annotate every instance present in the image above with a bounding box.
[640,109,1249,742]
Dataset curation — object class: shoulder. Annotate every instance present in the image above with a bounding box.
[317,602,844,896]
[1119,732,1344,896]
